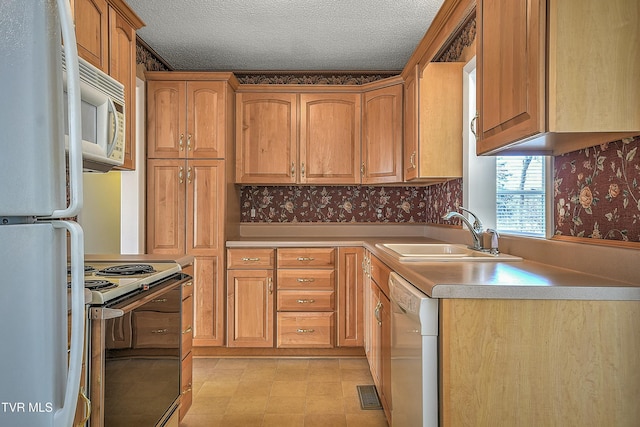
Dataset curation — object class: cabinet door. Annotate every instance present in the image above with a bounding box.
[380,290,392,421]
[192,256,224,347]
[186,160,224,255]
[72,0,108,72]
[299,93,361,184]
[108,7,136,170]
[147,81,187,158]
[227,269,274,347]
[368,279,382,390]
[362,85,403,184]
[146,159,186,254]
[235,92,297,183]
[337,247,363,347]
[476,0,545,154]
[187,81,226,159]
[403,65,419,181]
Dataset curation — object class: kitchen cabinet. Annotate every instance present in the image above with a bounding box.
[403,62,463,182]
[363,251,392,422]
[147,80,230,159]
[146,159,226,347]
[276,248,336,348]
[476,0,640,155]
[362,83,403,184]
[235,92,297,184]
[440,299,640,426]
[226,248,275,347]
[235,91,362,184]
[337,246,364,347]
[179,266,194,420]
[72,0,143,170]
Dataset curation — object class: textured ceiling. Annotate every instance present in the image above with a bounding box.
[127,0,445,71]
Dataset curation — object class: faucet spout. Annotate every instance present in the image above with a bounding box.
[442,209,484,251]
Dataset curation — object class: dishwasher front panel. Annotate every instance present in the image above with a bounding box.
[389,272,438,427]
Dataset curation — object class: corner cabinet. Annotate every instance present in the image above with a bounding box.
[362,82,404,184]
[476,0,640,155]
[404,62,463,182]
[72,0,143,170]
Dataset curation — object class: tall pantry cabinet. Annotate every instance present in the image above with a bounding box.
[145,72,239,348]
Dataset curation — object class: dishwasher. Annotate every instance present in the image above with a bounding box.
[389,272,439,427]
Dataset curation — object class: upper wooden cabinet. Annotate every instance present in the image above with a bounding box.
[403,62,463,182]
[299,93,361,185]
[72,0,108,72]
[362,83,403,184]
[235,90,362,184]
[72,0,143,170]
[235,92,297,184]
[147,79,230,159]
[476,0,640,155]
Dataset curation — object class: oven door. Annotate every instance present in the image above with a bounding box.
[88,273,190,427]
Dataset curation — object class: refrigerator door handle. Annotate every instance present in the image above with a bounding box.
[51,0,83,219]
[52,221,85,427]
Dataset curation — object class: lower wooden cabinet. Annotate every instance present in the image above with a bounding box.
[277,312,335,348]
[226,249,275,347]
[179,267,194,420]
[225,246,362,350]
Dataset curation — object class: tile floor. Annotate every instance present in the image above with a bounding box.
[179,357,389,427]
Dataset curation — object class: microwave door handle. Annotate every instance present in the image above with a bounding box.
[106,97,119,158]
[51,0,83,219]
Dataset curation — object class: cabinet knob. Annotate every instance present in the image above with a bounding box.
[187,167,192,184]
[179,133,184,150]
[151,328,169,334]
[296,299,316,304]
[178,167,184,184]
[291,162,295,177]
[241,257,261,262]
[187,133,192,150]
[410,151,416,169]
[301,162,305,177]
[470,112,479,139]
[182,326,192,335]
[296,257,315,262]
[296,278,315,283]
[296,328,315,333]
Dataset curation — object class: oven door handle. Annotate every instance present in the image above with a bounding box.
[90,307,124,320]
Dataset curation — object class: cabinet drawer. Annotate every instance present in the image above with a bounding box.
[277,248,335,268]
[143,288,181,312]
[132,312,180,348]
[227,248,275,269]
[181,294,193,355]
[277,269,335,290]
[277,312,334,348]
[182,276,194,300]
[370,255,391,297]
[277,290,335,311]
[180,352,193,420]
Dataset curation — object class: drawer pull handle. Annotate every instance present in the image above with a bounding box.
[296,328,315,333]
[296,257,315,261]
[184,281,193,287]
[182,326,192,335]
[296,299,316,304]
[151,298,167,303]
[151,328,168,334]
[242,257,261,262]
[296,278,315,283]
[182,383,192,395]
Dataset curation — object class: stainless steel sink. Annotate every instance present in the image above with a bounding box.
[375,243,522,262]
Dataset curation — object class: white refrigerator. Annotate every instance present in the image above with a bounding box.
[0,1,86,426]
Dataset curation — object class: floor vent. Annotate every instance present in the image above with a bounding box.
[356,385,382,410]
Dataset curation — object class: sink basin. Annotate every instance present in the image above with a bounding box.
[375,243,522,262]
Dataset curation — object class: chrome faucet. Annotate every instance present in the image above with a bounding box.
[442,207,484,251]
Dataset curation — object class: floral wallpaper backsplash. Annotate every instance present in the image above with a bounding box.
[554,136,640,242]
[240,180,463,223]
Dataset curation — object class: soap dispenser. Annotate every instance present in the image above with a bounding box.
[485,229,500,255]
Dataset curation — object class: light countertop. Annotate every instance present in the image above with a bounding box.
[226,236,640,300]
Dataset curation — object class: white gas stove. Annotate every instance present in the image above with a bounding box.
[72,261,182,305]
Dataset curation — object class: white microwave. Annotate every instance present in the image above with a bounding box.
[62,52,125,172]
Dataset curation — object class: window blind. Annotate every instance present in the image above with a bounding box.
[496,156,545,236]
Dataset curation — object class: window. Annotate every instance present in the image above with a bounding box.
[496,156,546,236]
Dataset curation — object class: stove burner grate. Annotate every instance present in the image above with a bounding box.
[84,279,117,290]
[68,265,96,275]
[96,264,156,276]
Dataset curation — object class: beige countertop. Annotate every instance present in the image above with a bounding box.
[226,236,640,301]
